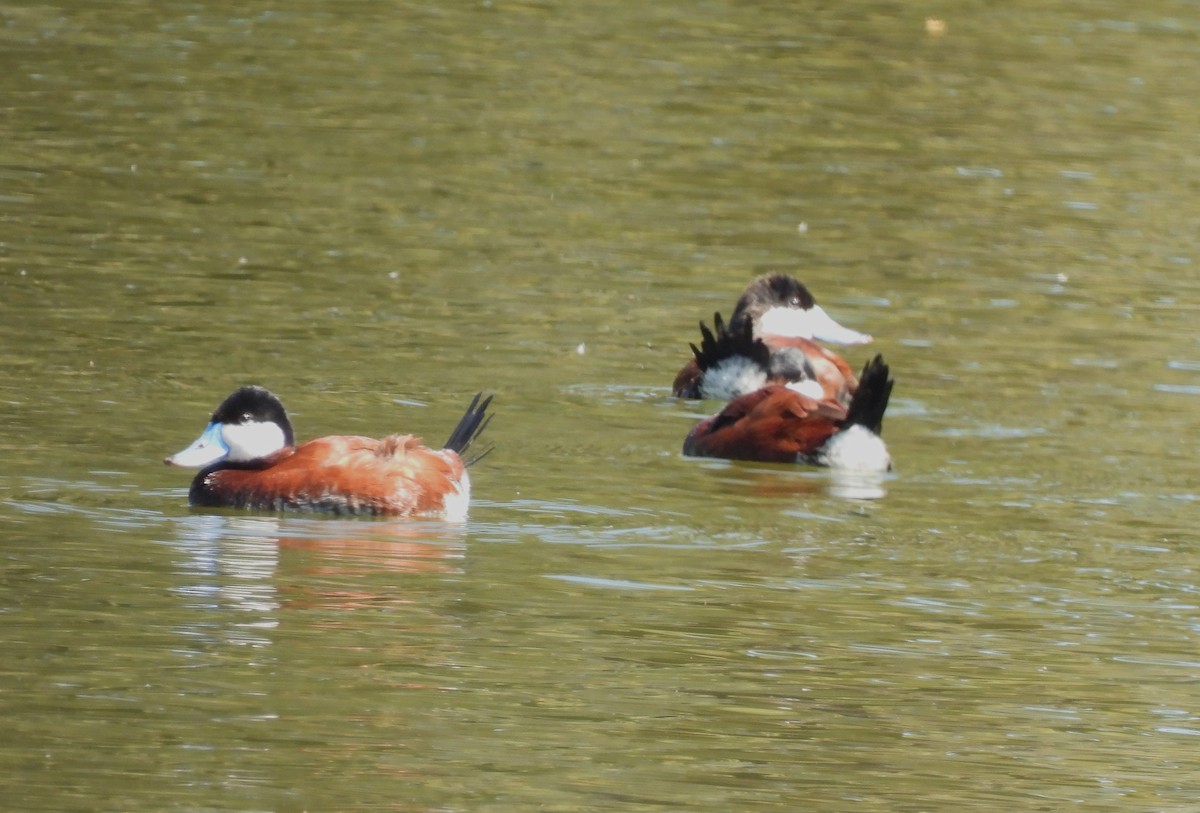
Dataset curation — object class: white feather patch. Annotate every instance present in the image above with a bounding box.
[437,470,472,523]
[700,357,768,400]
[785,379,826,400]
[817,425,891,472]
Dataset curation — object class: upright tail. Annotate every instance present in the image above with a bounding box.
[690,311,771,372]
[842,355,893,434]
[444,392,494,466]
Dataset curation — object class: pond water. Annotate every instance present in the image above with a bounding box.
[2,1,1199,810]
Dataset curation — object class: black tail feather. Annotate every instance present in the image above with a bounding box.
[444,392,494,466]
[843,355,893,434]
[690,311,771,372]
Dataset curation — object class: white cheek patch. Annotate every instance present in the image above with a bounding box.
[221,421,288,462]
[757,306,814,339]
[701,357,768,400]
[759,305,872,345]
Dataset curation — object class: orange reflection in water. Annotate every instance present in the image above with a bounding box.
[172,514,468,615]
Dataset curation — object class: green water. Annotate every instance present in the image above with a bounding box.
[2,2,1199,810]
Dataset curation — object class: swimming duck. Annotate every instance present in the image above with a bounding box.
[683,354,893,472]
[673,273,870,405]
[165,386,492,519]
[676,311,836,403]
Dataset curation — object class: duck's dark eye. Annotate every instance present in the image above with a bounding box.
[242,412,253,422]
[790,296,801,307]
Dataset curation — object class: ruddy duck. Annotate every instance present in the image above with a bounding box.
[673,274,871,405]
[675,311,847,404]
[165,386,493,519]
[683,354,894,471]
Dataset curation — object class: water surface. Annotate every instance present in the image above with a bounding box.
[2,2,1199,810]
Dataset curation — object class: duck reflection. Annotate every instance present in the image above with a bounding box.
[694,462,889,501]
[168,513,467,634]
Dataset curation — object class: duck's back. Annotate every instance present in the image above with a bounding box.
[682,386,846,463]
[190,434,469,516]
